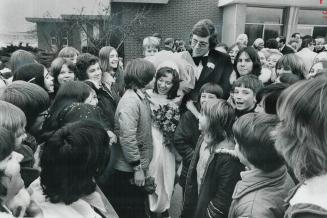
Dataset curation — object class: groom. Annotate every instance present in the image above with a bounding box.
[189,19,233,100]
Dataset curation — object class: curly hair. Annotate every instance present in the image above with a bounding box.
[75,53,99,81]
[233,47,262,78]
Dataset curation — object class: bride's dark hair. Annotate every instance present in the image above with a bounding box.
[153,67,180,99]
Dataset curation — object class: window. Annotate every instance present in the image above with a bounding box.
[297,9,327,38]
[245,7,284,45]
[62,31,68,47]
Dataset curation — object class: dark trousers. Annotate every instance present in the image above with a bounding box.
[109,170,148,218]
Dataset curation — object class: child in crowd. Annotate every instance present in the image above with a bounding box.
[181,99,244,218]
[58,46,80,64]
[175,83,223,191]
[0,101,39,186]
[112,58,155,218]
[275,54,306,80]
[143,36,160,57]
[231,74,263,118]
[50,57,77,93]
[229,113,294,218]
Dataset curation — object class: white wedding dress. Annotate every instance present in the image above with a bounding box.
[146,90,181,213]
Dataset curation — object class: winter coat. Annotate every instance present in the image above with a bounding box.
[228,166,295,218]
[181,136,244,218]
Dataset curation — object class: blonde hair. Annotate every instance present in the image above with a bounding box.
[0,100,26,133]
[275,78,327,181]
[142,36,160,50]
[58,46,80,58]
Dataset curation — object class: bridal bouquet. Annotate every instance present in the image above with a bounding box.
[152,103,180,149]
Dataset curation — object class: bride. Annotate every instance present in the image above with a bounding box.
[146,63,182,218]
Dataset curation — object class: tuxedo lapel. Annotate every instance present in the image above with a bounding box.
[197,64,214,83]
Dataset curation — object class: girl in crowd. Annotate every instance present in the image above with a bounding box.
[307,60,327,79]
[13,63,54,96]
[275,78,327,217]
[28,120,118,218]
[58,46,80,64]
[274,54,306,81]
[1,81,50,149]
[76,53,119,132]
[182,99,244,218]
[0,128,30,217]
[112,59,155,218]
[174,83,223,192]
[146,65,180,218]
[42,81,98,136]
[50,57,77,93]
[9,50,36,77]
[231,47,267,84]
[99,46,125,97]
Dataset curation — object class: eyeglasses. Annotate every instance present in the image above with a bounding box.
[191,39,209,48]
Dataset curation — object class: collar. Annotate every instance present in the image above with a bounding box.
[204,51,209,57]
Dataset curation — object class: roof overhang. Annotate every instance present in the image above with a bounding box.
[111,0,169,4]
[25,17,64,23]
[218,0,327,9]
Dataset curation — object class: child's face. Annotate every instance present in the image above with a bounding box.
[64,55,77,64]
[15,127,27,147]
[200,92,218,108]
[276,66,292,77]
[228,46,240,64]
[58,64,75,85]
[144,46,158,57]
[198,113,209,132]
[86,62,102,85]
[257,51,266,66]
[157,73,173,95]
[233,86,256,111]
[237,52,253,76]
[84,89,98,106]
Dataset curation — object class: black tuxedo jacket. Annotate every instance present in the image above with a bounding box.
[281,45,295,55]
[190,49,233,100]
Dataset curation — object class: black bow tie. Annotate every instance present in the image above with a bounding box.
[193,56,208,66]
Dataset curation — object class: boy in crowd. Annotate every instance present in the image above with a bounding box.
[231,74,263,118]
[143,36,160,57]
[229,113,295,218]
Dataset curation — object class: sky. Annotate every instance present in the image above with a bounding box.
[0,0,109,33]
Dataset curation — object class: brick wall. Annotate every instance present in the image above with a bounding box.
[112,0,223,61]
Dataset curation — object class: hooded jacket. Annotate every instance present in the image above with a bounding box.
[228,166,294,218]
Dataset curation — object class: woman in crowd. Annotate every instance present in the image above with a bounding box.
[28,120,118,218]
[0,128,30,217]
[99,46,125,97]
[146,64,181,218]
[50,57,77,94]
[275,78,327,217]
[13,63,54,96]
[112,58,155,218]
[182,99,244,218]
[265,49,283,82]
